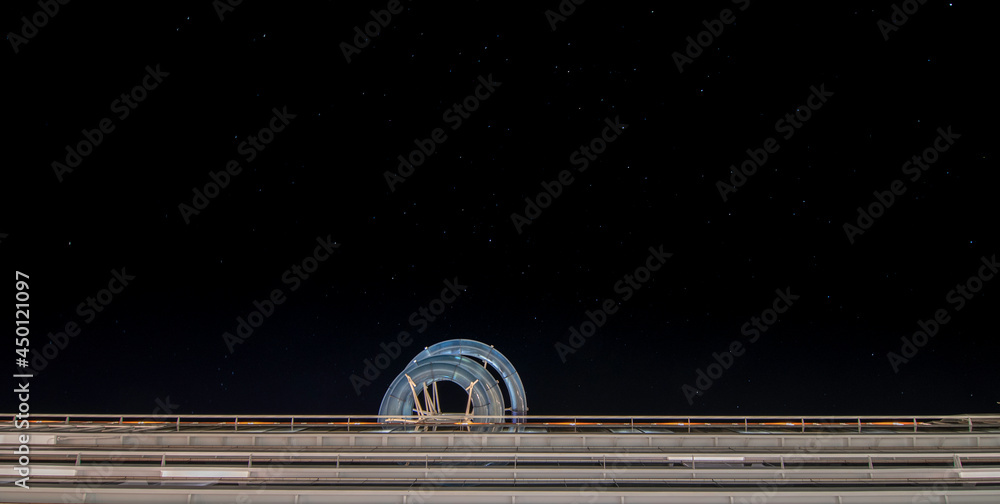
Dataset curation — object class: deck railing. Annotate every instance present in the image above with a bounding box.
[4,413,999,433]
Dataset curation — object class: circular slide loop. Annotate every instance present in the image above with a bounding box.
[379,339,527,422]
[378,355,504,422]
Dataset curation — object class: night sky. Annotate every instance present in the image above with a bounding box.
[2,1,997,418]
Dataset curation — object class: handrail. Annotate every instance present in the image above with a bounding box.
[4,412,1000,430]
[7,413,999,419]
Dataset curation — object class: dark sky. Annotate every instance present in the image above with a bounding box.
[2,1,997,418]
